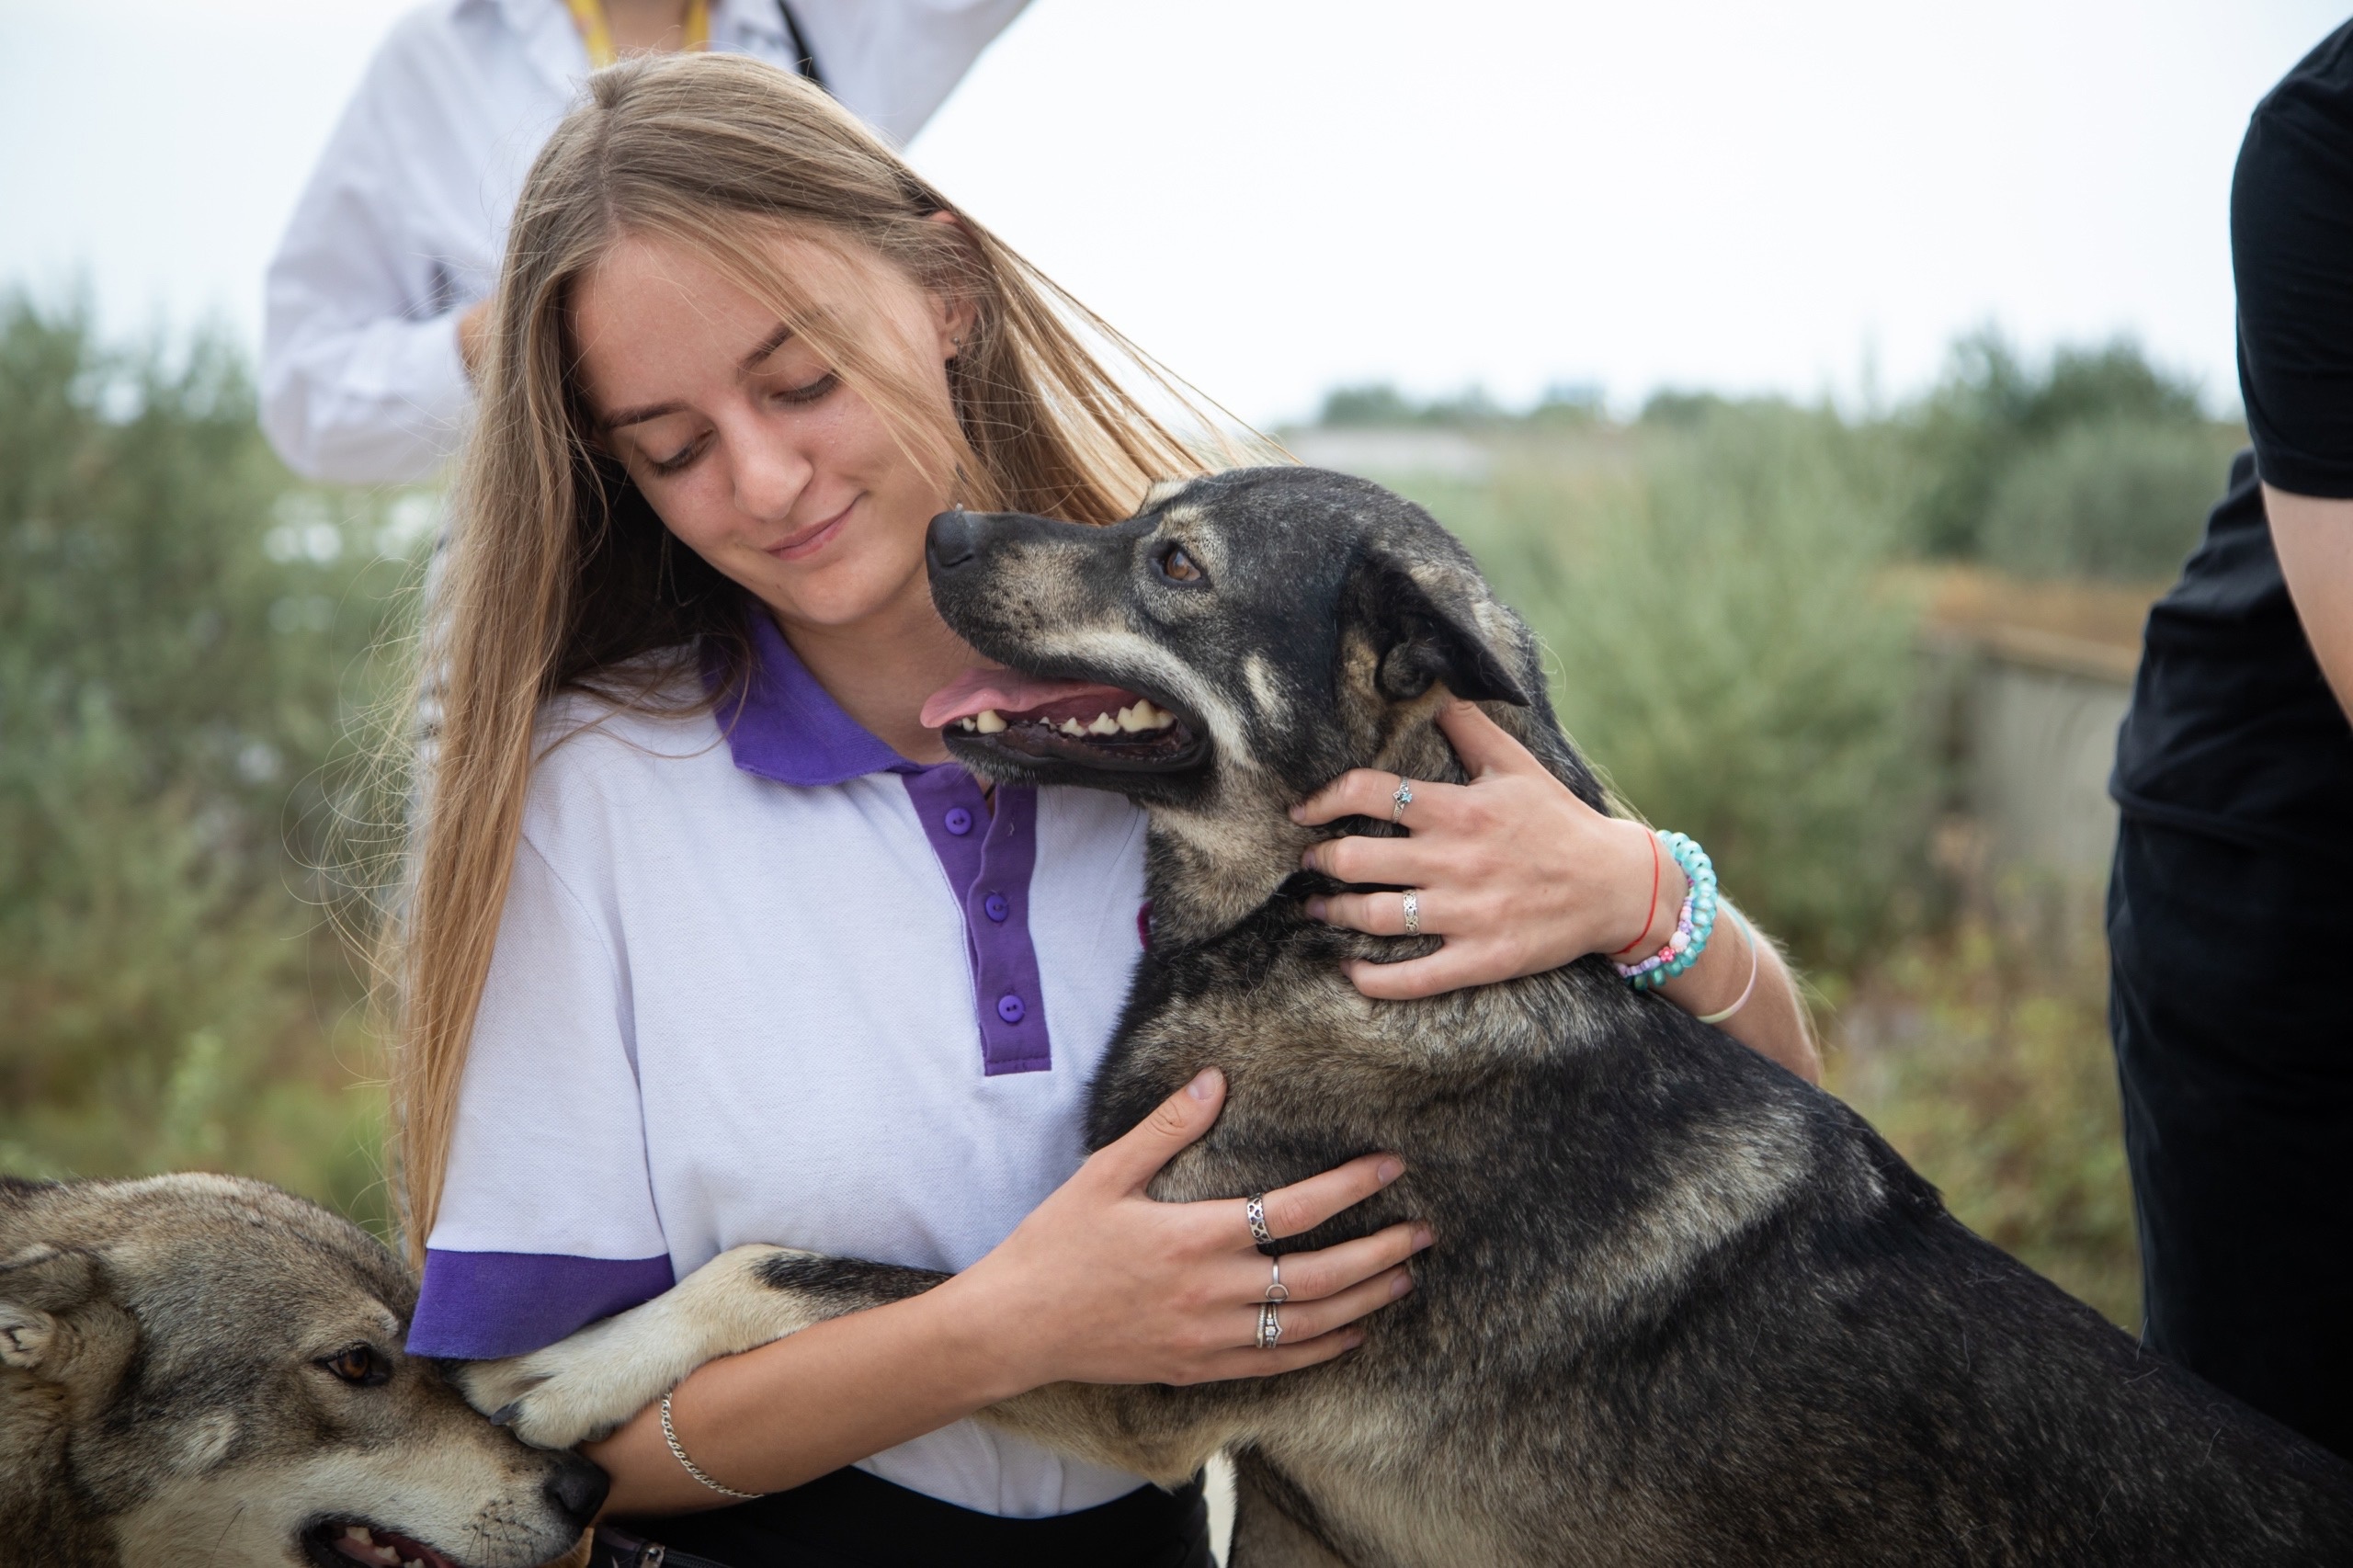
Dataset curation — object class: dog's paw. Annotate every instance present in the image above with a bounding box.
[456,1245,828,1451]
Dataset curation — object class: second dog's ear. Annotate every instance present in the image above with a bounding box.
[1358,555,1532,709]
[0,1244,105,1373]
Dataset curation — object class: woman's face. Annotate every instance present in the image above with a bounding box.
[569,229,971,634]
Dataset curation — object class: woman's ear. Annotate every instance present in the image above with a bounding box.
[923,210,980,359]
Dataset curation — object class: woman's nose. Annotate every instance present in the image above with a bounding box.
[732,429,813,521]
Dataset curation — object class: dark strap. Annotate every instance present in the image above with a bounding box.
[610,1465,1212,1568]
[775,2,826,90]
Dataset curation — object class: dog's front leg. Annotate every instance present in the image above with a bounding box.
[455,1246,946,1450]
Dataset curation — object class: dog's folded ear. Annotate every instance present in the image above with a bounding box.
[0,1243,105,1373]
[1357,551,1532,709]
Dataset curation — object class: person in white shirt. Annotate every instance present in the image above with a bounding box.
[260,0,1026,483]
[394,50,1817,1565]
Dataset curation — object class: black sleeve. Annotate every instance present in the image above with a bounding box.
[2233,18,2353,499]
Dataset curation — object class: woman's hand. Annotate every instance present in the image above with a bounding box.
[949,1067,1428,1396]
[1291,700,1660,1000]
[1291,699,1821,1083]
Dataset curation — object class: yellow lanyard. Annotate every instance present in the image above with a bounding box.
[565,0,710,69]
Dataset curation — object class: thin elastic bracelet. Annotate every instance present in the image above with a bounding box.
[1696,909,1759,1026]
[1608,833,1665,958]
[661,1389,763,1501]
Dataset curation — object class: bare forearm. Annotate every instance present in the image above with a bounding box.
[2266,483,2353,725]
[584,1275,1014,1517]
[1657,903,1817,1083]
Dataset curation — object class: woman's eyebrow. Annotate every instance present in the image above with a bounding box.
[738,322,795,371]
[598,324,798,431]
[600,400,688,433]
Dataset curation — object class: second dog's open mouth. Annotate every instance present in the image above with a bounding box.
[304,1520,461,1568]
[921,668,1203,770]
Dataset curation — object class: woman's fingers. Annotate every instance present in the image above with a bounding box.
[1228,1221,1430,1304]
[1311,887,1442,938]
[1289,767,1467,830]
[1189,1266,1416,1382]
[1344,945,1512,1002]
[1431,698,1549,780]
[1087,1067,1225,1192]
[1237,1152,1406,1244]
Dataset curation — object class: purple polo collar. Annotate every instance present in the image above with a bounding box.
[715,609,915,786]
[713,607,1053,1077]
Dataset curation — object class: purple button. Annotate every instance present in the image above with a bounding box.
[943,806,973,836]
[995,993,1026,1024]
[983,892,1009,923]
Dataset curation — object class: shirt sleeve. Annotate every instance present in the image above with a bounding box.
[259,17,477,485]
[2233,19,2353,499]
[407,833,674,1360]
[790,0,1031,146]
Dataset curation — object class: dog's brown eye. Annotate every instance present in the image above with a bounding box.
[1159,545,1204,584]
[320,1345,390,1387]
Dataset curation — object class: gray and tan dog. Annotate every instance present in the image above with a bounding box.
[465,469,2353,1565]
[0,1173,606,1568]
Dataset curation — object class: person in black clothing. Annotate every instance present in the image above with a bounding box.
[2109,18,2353,1463]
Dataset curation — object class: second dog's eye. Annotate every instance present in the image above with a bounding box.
[1158,545,1205,584]
[320,1345,391,1387]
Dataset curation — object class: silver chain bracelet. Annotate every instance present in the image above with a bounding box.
[660,1389,763,1501]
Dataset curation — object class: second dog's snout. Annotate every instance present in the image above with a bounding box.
[926,509,979,572]
[545,1452,610,1527]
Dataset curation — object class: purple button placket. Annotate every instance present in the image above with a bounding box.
[903,769,1051,1074]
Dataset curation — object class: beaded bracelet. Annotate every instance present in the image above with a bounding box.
[1614,830,1717,991]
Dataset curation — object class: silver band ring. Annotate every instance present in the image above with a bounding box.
[1390,778,1415,824]
[1256,1301,1284,1350]
[1245,1193,1275,1249]
[1401,889,1421,936]
[1263,1256,1290,1303]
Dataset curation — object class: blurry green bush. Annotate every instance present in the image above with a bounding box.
[0,293,422,1234]
[1394,404,1936,969]
[1899,329,2238,574]
[1980,417,2239,581]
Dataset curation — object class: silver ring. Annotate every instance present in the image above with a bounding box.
[1245,1194,1275,1249]
[1390,778,1415,824]
[1263,1256,1290,1303]
[1401,889,1421,936]
[1256,1301,1284,1350]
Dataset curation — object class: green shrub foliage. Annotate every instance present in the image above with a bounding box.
[0,294,419,1230]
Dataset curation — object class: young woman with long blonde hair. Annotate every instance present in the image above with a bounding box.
[392,50,1816,1564]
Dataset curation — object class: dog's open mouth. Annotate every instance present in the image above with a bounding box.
[303,1520,462,1568]
[922,667,1204,771]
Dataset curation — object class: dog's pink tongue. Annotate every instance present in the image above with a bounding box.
[921,666,1120,729]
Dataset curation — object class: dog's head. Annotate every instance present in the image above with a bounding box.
[923,466,1596,942]
[0,1174,604,1568]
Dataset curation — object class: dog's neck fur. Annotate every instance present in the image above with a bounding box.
[1139,687,1592,953]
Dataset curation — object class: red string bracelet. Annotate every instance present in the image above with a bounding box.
[1609,831,1664,958]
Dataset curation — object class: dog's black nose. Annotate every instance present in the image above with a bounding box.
[926,508,979,573]
[545,1452,610,1527]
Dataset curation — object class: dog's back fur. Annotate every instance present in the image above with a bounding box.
[465,468,2353,1566]
[0,1172,604,1568]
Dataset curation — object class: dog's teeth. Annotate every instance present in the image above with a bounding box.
[344,1528,372,1546]
[974,709,1006,733]
[1115,703,1146,732]
[958,717,976,732]
[1059,718,1086,736]
[1087,711,1119,735]
[1134,700,1175,730]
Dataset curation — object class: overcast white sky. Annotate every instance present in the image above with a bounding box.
[1,1,2344,423]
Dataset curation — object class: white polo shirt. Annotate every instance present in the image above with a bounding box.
[410,610,1154,1517]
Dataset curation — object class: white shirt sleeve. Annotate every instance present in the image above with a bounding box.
[790,0,1031,146]
[261,17,480,484]
[409,827,675,1358]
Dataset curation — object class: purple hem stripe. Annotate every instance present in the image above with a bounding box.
[407,1248,675,1359]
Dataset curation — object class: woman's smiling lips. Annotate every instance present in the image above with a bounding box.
[766,497,858,562]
